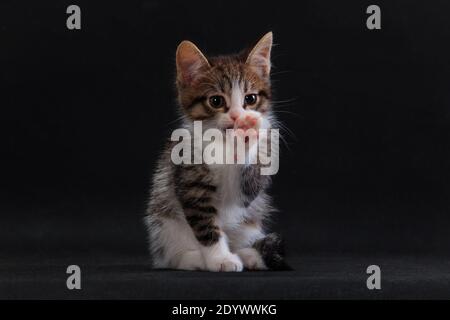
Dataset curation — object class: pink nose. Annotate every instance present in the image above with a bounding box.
[229,112,240,121]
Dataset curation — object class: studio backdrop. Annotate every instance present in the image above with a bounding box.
[1,0,449,299]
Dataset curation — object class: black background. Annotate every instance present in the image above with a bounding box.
[1,0,450,299]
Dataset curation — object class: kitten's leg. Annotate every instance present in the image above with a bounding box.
[232,223,287,270]
[198,231,243,272]
[227,163,271,270]
[175,165,243,272]
[177,249,204,271]
[233,197,287,271]
[235,247,267,270]
[183,203,243,272]
[146,215,205,270]
[252,233,289,270]
[229,220,268,270]
[185,212,243,271]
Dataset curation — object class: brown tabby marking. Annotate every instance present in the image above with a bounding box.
[177,56,272,121]
[174,164,220,246]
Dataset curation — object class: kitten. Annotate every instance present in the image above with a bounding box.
[145,32,287,271]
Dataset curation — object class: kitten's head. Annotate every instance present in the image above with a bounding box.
[175,32,273,131]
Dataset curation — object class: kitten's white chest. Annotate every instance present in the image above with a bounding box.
[210,164,246,228]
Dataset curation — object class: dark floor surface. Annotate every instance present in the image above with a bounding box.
[1,252,449,299]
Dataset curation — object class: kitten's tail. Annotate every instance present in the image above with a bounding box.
[253,233,292,271]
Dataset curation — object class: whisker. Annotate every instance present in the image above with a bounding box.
[271,70,294,76]
[272,119,298,143]
[271,97,298,104]
[166,114,186,126]
[271,110,301,117]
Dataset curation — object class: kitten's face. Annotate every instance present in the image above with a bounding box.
[175,32,273,131]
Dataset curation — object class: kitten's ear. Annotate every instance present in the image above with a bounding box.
[176,40,210,85]
[246,32,273,78]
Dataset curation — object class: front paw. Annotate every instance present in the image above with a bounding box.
[235,114,261,132]
[204,252,244,272]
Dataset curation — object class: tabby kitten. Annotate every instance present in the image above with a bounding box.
[145,32,286,271]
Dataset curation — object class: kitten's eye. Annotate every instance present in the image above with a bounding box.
[244,94,258,106]
[209,95,225,108]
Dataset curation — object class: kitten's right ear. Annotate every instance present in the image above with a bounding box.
[176,41,210,85]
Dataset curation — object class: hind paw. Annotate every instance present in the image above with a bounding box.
[236,248,267,270]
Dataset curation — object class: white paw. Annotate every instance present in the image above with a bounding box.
[236,248,267,270]
[205,252,243,272]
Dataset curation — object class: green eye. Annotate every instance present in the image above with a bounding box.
[209,95,224,108]
[245,94,258,106]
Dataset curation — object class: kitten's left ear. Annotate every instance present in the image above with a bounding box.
[246,31,273,78]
